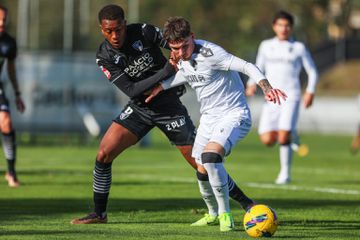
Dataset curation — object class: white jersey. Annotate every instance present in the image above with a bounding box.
[249,37,318,101]
[162,39,265,116]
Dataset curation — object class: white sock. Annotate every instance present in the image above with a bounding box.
[203,162,230,214]
[279,144,293,179]
[197,179,218,216]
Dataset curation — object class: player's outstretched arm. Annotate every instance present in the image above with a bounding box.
[7,59,25,113]
[258,79,287,105]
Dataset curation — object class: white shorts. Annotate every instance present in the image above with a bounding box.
[192,108,252,164]
[258,100,300,134]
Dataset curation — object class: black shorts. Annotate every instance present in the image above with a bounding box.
[113,96,196,146]
[0,82,10,112]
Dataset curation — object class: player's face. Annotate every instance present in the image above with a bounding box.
[0,9,7,34]
[168,34,195,61]
[100,19,126,49]
[272,18,292,40]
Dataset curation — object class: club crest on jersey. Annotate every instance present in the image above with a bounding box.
[200,47,213,57]
[132,40,144,51]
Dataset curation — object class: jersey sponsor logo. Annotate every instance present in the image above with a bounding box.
[132,40,144,51]
[124,53,154,77]
[119,106,133,120]
[100,66,111,79]
[187,74,206,83]
[199,47,213,57]
[166,116,186,131]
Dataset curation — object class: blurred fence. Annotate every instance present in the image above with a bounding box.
[313,37,360,73]
[246,96,359,135]
[3,52,125,137]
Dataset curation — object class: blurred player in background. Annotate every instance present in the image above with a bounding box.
[0,5,25,188]
[246,10,318,184]
[145,16,286,231]
[350,94,360,154]
[71,4,255,225]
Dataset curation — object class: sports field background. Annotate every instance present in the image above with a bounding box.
[0,130,359,240]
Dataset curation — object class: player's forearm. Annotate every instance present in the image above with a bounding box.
[305,69,318,94]
[161,72,187,90]
[113,62,176,98]
[302,50,319,94]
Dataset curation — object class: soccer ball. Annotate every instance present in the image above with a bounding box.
[243,204,278,238]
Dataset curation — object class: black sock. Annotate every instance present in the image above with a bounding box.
[93,160,112,217]
[228,175,254,210]
[7,159,16,176]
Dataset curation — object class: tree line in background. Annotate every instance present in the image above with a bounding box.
[2,0,359,59]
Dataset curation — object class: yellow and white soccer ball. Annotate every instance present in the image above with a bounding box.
[243,204,278,238]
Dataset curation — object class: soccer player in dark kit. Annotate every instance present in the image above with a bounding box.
[0,5,25,188]
[71,4,254,225]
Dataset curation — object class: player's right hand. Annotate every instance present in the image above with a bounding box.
[15,96,25,113]
[145,85,164,103]
[265,88,287,105]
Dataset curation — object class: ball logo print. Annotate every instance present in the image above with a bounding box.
[243,204,278,238]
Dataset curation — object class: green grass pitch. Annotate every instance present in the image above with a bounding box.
[0,131,359,239]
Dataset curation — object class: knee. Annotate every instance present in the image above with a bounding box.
[201,152,223,164]
[278,132,291,145]
[0,115,13,134]
[96,148,113,164]
[278,137,290,145]
[260,135,277,147]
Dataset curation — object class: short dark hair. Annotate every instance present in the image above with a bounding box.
[163,17,191,42]
[273,10,294,26]
[0,5,8,14]
[98,4,125,23]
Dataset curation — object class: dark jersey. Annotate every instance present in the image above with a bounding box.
[0,32,17,74]
[96,23,183,106]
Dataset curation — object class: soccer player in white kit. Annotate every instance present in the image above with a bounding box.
[350,94,360,154]
[146,16,287,232]
[246,11,318,184]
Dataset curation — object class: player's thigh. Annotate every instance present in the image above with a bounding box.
[258,103,281,135]
[208,113,252,157]
[113,103,153,140]
[278,100,300,132]
[192,120,211,165]
[154,105,196,146]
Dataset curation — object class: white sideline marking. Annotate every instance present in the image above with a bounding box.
[244,182,360,195]
[123,174,360,196]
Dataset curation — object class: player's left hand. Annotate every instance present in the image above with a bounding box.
[265,89,287,105]
[145,85,164,103]
[15,96,25,113]
[303,92,314,108]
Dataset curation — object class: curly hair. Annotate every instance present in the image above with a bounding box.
[98,4,124,23]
